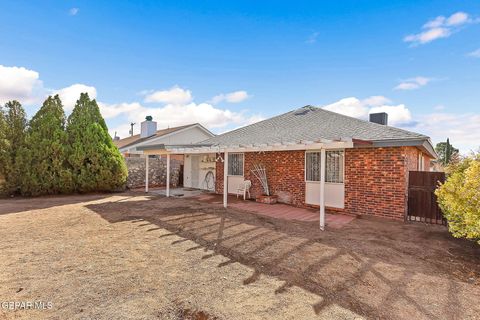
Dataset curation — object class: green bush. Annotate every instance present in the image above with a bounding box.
[66,93,127,192]
[436,153,480,244]
[1,94,127,196]
[17,95,73,196]
[0,101,27,195]
[0,105,6,193]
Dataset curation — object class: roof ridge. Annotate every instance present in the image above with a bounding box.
[199,107,305,145]
[313,106,428,139]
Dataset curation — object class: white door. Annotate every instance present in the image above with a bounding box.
[191,155,200,188]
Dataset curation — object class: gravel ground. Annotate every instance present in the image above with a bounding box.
[0,192,479,320]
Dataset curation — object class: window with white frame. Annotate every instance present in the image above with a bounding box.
[326,151,344,183]
[228,153,244,176]
[306,152,321,181]
[418,152,424,171]
[305,150,344,183]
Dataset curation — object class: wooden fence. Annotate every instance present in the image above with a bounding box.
[407,171,446,225]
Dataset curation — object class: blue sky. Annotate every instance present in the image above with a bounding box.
[0,1,479,152]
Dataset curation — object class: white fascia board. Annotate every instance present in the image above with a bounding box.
[133,124,210,149]
[165,140,354,154]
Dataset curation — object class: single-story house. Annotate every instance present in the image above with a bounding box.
[138,106,436,229]
[113,117,215,157]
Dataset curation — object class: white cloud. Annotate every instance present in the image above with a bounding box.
[394,76,432,90]
[467,48,480,58]
[0,65,263,139]
[370,104,412,125]
[107,86,261,138]
[69,8,79,16]
[323,95,480,153]
[361,95,392,107]
[98,102,142,119]
[109,101,263,138]
[143,86,192,105]
[0,65,43,105]
[446,12,469,26]
[404,11,476,45]
[323,95,413,126]
[404,27,451,44]
[323,97,369,118]
[305,32,319,44]
[210,90,250,104]
[53,84,97,112]
[411,113,480,153]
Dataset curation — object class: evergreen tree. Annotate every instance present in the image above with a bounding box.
[0,101,27,195]
[17,95,73,195]
[66,93,127,192]
[0,105,7,193]
[435,139,459,166]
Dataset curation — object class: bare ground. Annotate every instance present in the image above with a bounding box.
[0,192,479,320]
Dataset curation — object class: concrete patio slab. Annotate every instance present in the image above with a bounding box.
[191,193,356,228]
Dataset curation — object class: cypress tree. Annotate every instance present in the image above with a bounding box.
[0,101,27,195]
[17,95,73,195]
[66,93,127,192]
[0,105,7,193]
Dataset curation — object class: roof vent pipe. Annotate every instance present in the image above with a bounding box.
[369,112,388,125]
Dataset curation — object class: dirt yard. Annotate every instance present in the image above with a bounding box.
[0,192,479,320]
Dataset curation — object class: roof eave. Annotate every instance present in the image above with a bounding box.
[370,138,437,159]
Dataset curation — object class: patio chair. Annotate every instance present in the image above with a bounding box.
[236,180,252,200]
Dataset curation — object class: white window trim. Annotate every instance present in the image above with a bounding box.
[418,152,424,171]
[305,149,345,184]
[227,152,244,177]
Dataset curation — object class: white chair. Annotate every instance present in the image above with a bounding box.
[236,180,252,200]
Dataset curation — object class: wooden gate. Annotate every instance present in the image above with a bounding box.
[407,171,446,225]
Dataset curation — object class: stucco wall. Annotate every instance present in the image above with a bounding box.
[125,156,182,189]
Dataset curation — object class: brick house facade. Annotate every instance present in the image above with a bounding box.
[216,146,432,220]
[139,106,436,224]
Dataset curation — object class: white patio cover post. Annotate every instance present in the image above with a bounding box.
[223,151,229,208]
[319,148,326,230]
[145,155,149,193]
[166,153,171,197]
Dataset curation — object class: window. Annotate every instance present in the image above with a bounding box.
[305,150,344,183]
[228,153,244,176]
[306,152,321,181]
[418,153,424,171]
[326,151,344,183]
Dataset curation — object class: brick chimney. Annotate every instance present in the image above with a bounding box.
[369,112,388,125]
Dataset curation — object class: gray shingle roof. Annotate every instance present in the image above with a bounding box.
[200,106,429,146]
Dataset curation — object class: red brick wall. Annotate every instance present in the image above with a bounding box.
[215,151,306,206]
[215,146,430,220]
[405,147,433,172]
[344,147,407,220]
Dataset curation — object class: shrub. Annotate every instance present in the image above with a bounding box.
[66,93,127,192]
[0,107,6,194]
[436,153,480,244]
[17,95,73,195]
[0,101,27,195]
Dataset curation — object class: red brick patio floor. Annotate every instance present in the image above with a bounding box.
[190,193,356,229]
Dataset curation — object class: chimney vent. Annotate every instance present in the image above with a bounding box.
[140,116,157,138]
[369,112,388,125]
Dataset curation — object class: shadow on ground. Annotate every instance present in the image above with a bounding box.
[85,194,480,319]
[0,193,115,215]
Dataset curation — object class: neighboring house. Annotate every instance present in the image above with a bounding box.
[113,117,215,156]
[138,106,436,227]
